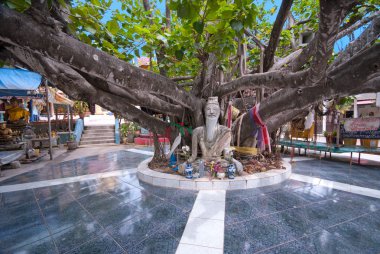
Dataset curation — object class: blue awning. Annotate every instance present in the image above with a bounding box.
[0,68,42,90]
[0,89,43,98]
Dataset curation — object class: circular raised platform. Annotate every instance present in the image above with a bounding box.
[137,158,291,190]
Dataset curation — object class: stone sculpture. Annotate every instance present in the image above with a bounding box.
[187,97,243,175]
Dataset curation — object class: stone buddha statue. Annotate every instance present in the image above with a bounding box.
[187,97,243,174]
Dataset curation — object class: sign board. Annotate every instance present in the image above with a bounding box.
[344,118,380,132]
[341,117,380,139]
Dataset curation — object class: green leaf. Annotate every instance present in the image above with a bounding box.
[84,25,97,35]
[106,20,120,35]
[134,49,140,58]
[177,3,190,19]
[175,49,184,60]
[205,25,217,34]
[102,40,115,50]
[192,21,204,34]
[141,45,152,53]
[230,19,243,33]
[5,0,31,12]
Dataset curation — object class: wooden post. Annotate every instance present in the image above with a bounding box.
[69,105,73,130]
[336,112,341,147]
[67,105,71,133]
[55,104,58,130]
[44,79,53,160]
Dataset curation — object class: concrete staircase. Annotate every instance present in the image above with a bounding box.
[80,125,115,145]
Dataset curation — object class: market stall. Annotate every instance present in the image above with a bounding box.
[0,67,46,171]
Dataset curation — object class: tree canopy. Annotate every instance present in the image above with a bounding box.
[0,0,379,146]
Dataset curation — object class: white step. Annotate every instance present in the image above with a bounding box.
[80,139,115,145]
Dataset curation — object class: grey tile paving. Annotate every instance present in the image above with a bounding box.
[292,159,380,190]
[0,151,149,186]
[298,230,362,254]
[128,230,179,254]
[68,233,124,254]
[2,149,380,253]
[51,220,105,253]
[225,178,380,254]
[4,236,57,254]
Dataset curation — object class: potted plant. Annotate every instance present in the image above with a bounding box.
[67,133,78,150]
[73,101,89,119]
[120,123,128,144]
[120,122,138,143]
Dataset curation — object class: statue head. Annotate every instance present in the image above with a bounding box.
[205,97,220,120]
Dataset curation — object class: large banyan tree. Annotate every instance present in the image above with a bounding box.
[0,0,379,150]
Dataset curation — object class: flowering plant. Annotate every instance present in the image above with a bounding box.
[207,161,224,178]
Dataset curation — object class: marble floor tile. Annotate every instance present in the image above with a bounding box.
[224,224,255,254]
[0,220,50,251]
[42,200,94,234]
[108,214,162,250]
[4,235,57,254]
[189,199,225,220]
[180,217,224,249]
[258,240,313,254]
[326,220,380,254]
[177,243,222,254]
[128,230,178,254]
[298,230,362,254]
[51,220,104,253]
[68,233,124,254]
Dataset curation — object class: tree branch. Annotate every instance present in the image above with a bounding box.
[336,10,380,39]
[288,4,374,72]
[328,16,380,72]
[263,0,294,71]
[3,44,169,133]
[171,75,195,82]
[306,0,356,85]
[215,70,308,96]
[244,29,266,49]
[236,43,380,142]
[0,6,200,111]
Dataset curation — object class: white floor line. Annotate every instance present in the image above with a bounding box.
[290,173,380,199]
[176,190,226,254]
[283,157,316,162]
[125,149,154,156]
[0,168,136,193]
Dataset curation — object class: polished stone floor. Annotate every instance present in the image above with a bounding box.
[291,158,380,190]
[224,180,380,254]
[1,148,380,253]
[0,174,197,253]
[0,151,149,186]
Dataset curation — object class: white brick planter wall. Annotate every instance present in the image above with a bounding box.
[137,158,291,190]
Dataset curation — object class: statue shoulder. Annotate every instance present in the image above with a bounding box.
[219,125,231,134]
[192,126,205,136]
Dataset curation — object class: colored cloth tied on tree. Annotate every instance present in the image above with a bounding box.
[249,103,271,152]
[165,122,193,138]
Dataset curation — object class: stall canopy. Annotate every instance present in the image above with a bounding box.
[0,68,42,97]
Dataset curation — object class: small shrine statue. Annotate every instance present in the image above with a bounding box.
[187,97,243,175]
[0,122,12,137]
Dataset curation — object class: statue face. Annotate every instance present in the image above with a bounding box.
[205,103,220,120]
